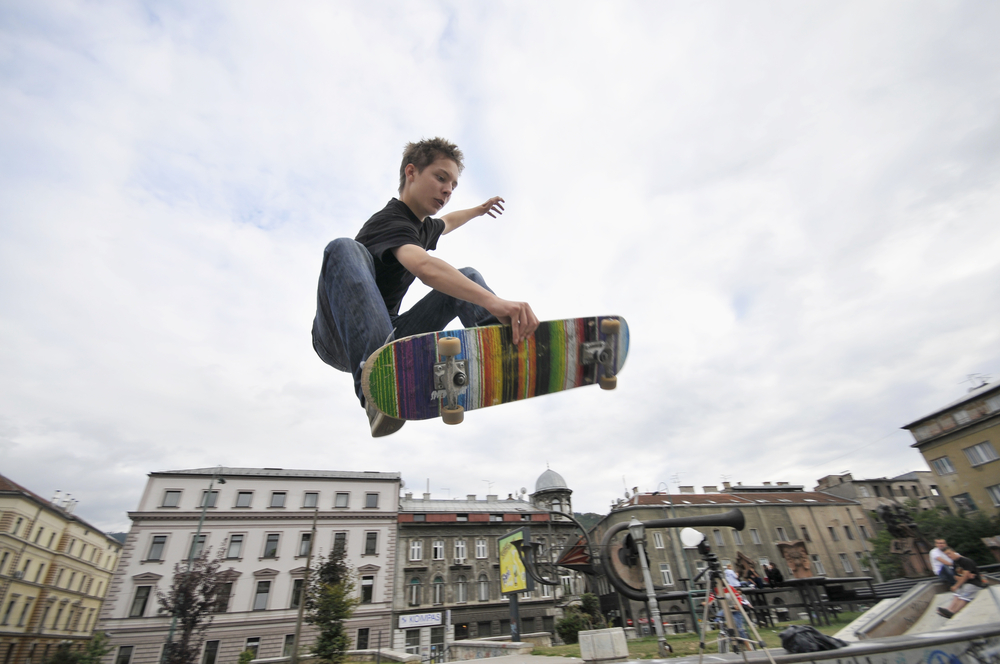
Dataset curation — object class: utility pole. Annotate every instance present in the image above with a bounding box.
[291,507,320,664]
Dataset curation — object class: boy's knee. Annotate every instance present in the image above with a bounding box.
[458,266,486,284]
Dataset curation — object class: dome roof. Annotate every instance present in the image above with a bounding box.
[535,469,569,493]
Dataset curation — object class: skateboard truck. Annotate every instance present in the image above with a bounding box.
[580,319,621,390]
[435,336,466,424]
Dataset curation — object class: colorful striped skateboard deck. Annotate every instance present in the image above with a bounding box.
[361,315,629,422]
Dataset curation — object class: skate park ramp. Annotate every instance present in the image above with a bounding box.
[835,577,1000,641]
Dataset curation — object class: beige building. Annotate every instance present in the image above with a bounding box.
[815,470,948,520]
[591,482,879,631]
[903,381,1000,515]
[1,474,122,664]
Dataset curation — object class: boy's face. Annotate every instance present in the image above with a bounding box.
[403,157,460,219]
[935,539,947,549]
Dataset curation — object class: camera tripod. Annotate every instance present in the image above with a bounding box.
[693,544,776,664]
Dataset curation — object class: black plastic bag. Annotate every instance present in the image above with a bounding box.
[779,625,848,653]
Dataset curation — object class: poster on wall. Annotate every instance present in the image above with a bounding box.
[498,527,534,595]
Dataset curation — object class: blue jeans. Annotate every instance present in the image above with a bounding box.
[938,566,956,585]
[311,238,497,406]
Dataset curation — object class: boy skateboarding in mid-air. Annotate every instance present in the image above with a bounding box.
[312,137,539,437]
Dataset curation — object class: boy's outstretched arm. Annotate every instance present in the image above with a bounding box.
[393,244,538,344]
[441,196,505,234]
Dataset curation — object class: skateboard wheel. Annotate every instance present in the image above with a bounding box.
[439,336,461,357]
[600,319,621,335]
[599,375,617,391]
[442,405,464,425]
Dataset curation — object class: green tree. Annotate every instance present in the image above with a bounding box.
[555,608,590,645]
[306,547,359,663]
[580,593,605,628]
[157,547,233,664]
[43,632,113,664]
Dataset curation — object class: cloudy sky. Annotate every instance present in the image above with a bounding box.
[2,1,999,533]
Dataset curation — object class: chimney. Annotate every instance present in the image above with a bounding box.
[507,493,514,500]
[763,482,771,486]
[777,482,789,486]
[405,492,413,500]
[722,482,732,490]
[423,493,431,501]
[467,494,476,501]
[679,486,695,494]
[487,494,498,501]
[703,486,718,493]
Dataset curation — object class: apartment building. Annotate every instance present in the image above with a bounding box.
[392,469,581,660]
[903,381,1000,514]
[98,468,400,664]
[815,470,947,519]
[1,473,122,664]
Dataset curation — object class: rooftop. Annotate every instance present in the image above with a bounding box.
[902,381,1000,429]
[619,490,855,509]
[153,467,401,481]
[400,495,545,513]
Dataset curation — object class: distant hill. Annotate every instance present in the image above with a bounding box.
[108,532,128,544]
[573,512,604,531]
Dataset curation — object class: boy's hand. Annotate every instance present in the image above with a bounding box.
[477,196,505,218]
[487,297,539,346]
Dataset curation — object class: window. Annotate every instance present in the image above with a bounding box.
[855,552,870,571]
[652,532,664,549]
[409,578,422,606]
[858,485,871,497]
[333,532,347,553]
[953,493,978,512]
[34,564,44,582]
[476,538,488,558]
[226,534,244,559]
[931,457,956,475]
[987,484,1000,508]
[147,536,167,561]
[335,492,350,508]
[732,530,743,545]
[34,527,44,543]
[490,514,503,522]
[478,574,490,601]
[245,638,260,659]
[129,586,151,617]
[270,492,286,508]
[456,575,468,603]
[433,576,445,604]
[954,409,971,425]
[659,563,673,585]
[413,514,426,522]
[713,529,724,546]
[859,525,871,539]
[405,629,420,654]
[800,527,811,542]
[455,539,467,562]
[456,514,468,522]
[827,527,839,541]
[162,490,181,507]
[303,492,318,508]
[357,628,370,650]
[235,491,253,507]
[810,554,825,575]
[114,646,134,664]
[749,529,761,545]
[189,534,207,559]
[291,579,304,608]
[844,526,855,540]
[263,534,280,558]
[409,539,423,561]
[432,540,444,560]
[775,527,788,541]
[365,493,379,508]
[200,491,218,508]
[253,581,270,611]
[365,532,378,555]
[695,560,707,576]
[758,557,770,569]
[964,441,999,467]
[283,635,296,658]
[298,533,312,557]
[202,641,219,664]
[361,576,374,604]
[839,553,853,573]
[214,582,232,612]
[541,583,552,598]
[873,485,882,497]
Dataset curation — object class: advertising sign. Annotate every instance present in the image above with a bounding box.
[399,612,443,628]
[498,527,533,595]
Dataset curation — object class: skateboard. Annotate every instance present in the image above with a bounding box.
[361,315,629,425]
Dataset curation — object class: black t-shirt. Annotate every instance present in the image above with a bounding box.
[954,556,986,588]
[355,198,446,316]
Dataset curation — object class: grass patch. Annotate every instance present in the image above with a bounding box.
[532,612,863,659]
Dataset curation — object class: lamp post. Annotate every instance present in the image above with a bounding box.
[627,517,670,658]
[162,469,226,664]
[657,482,698,630]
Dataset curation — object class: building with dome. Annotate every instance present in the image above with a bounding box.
[391,469,583,660]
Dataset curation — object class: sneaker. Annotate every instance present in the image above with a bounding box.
[366,401,405,438]
[936,607,953,619]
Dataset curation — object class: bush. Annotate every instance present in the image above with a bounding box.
[556,608,591,644]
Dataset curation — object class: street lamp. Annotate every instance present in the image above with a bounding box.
[162,469,226,664]
[627,517,670,657]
